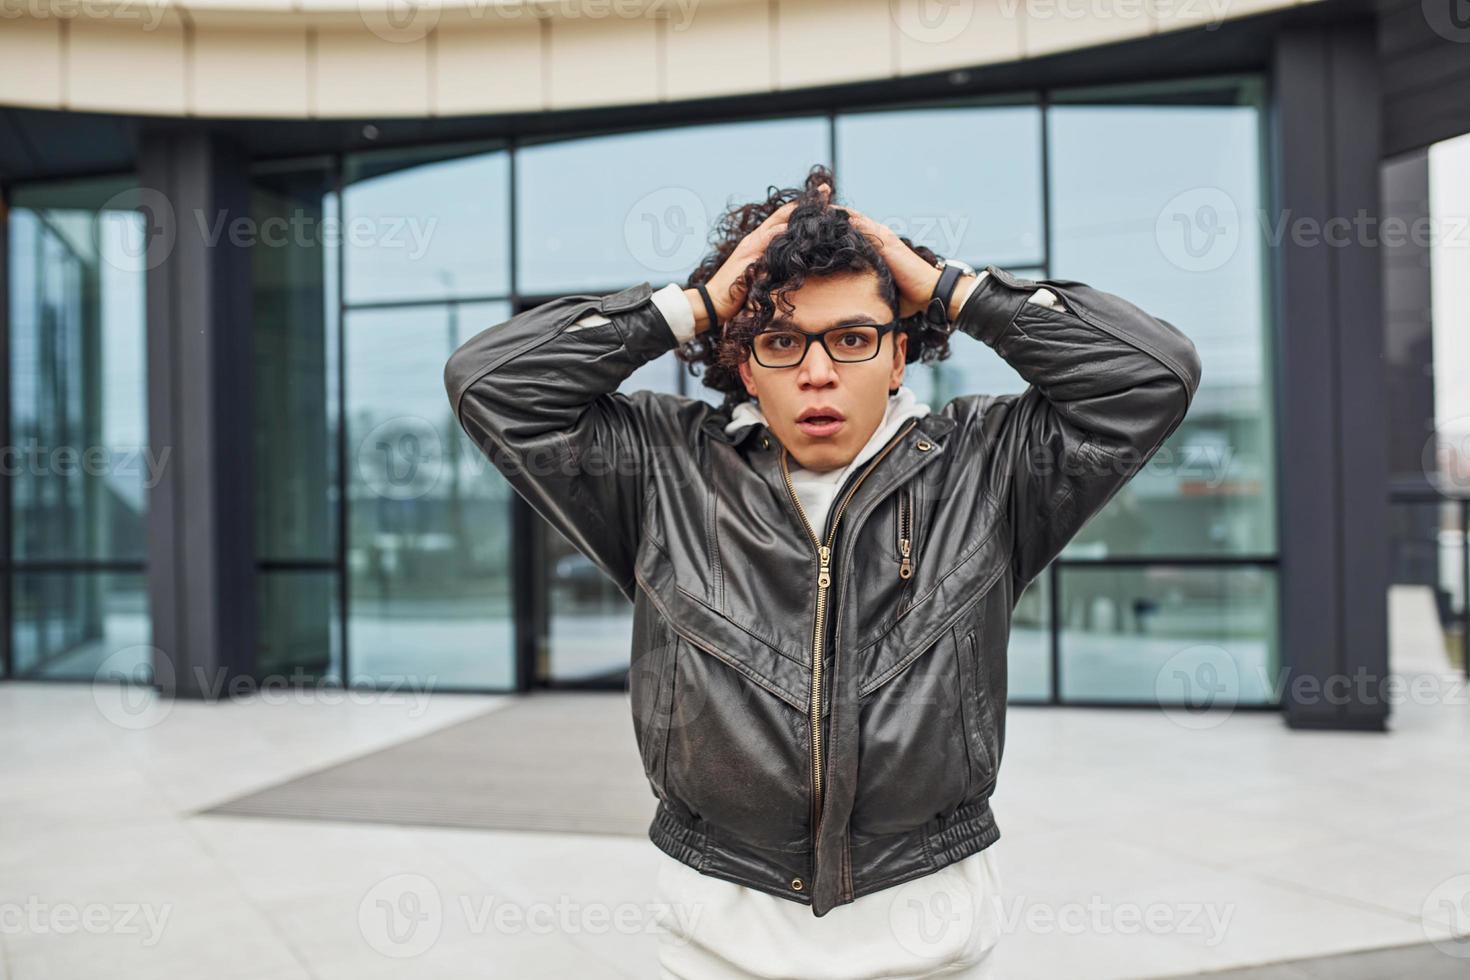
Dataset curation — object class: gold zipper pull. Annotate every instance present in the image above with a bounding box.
[899,540,913,580]
[817,545,831,588]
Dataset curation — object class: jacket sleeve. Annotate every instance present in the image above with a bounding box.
[443,281,688,602]
[948,265,1203,591]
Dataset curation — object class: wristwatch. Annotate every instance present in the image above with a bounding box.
[924,257,977,330]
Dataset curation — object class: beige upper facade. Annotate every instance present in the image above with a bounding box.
[0,0,1313,118]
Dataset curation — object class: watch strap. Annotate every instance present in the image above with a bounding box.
[925,262,967,328]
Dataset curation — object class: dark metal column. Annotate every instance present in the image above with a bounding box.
[1271,23,1391,730]
[140,130,258,700]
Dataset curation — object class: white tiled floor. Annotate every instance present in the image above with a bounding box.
[2,674,1469,979]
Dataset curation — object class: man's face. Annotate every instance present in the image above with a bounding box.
[737,271,907,473]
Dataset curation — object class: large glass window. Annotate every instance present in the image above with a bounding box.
[343,145,510,305]
[231,80,1278,706]
[1048,85,1276,561]
[1059,565,1279,704]
[344,303,515,690]
[7,178,150,680]
[339,149,518,690]
[252,163,342,681]
[835,102,1045,269]
[516,118,829,297]
[1043,81,1279,704]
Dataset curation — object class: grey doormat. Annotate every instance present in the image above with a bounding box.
[201,691,656,836]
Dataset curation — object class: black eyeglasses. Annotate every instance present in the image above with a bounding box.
[750,320,902,369]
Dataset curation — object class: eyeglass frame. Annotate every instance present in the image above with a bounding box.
[748,318,905,369]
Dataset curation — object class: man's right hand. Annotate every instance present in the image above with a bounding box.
[683,182,831,334]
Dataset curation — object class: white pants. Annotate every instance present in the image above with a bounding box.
[653,845,1004,980]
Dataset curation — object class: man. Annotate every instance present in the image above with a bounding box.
[444,176,1201,976]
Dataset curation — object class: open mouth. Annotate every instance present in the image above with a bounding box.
[796,409,846,437]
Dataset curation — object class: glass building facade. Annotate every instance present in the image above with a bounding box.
[3,76,1284,706]
[5,178,151,682]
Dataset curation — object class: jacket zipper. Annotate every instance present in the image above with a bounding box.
[897,484,914,581]
[777,418,921,843]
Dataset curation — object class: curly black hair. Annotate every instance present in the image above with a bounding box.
[675,164,955,413]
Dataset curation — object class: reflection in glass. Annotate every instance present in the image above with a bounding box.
[1059,565,1278,703]
[258,570,340,682]
[1009,572,1050,701]
[13,572,150,680]
[252,167,340,562]
[836,103,1045,267]
[1048,97,1275,558]
[345,303,515,689]
[516,118,828,295]
[9,181,149,562]
[343,146,510,304]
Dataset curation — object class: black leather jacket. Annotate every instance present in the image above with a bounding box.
[444,266,1202,917]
